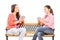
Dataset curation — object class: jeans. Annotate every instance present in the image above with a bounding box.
[32,26,54,40]
[7,27,26,40]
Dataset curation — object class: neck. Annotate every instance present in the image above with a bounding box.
[47,12,51,15]
[13,12,16,16]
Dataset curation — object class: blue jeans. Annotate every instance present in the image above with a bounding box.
[32,26,54,40]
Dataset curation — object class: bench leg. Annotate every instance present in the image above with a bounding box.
[6,35,8,40]
[52,36,54,40]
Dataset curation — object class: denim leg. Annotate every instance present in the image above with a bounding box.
[37,27,54,40]
[35,27,54,34]
[32,27,54,40]
[43,27,54,34]
[35,27,47,32]
[38,32,44,40]
[32,27,44,40]
[32,28,38,40]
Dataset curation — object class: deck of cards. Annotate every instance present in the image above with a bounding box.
[20,16,25,19]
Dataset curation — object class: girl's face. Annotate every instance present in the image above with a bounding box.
[14,5,19,12]
[44,7,50,15]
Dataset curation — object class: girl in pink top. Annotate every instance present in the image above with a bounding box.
[32,5,54,40]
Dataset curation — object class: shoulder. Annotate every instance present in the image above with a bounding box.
[8,13,14,18]
[49,14,54,17]
[51,14,54,18]
[8,13,14,17]
[49,14,54,20]
[9,13,13,16]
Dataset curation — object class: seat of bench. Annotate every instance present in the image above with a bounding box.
[6,31,54,37]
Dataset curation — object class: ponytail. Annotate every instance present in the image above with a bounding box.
[50,8,54,15]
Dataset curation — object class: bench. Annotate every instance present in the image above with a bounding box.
[6,23,54,40]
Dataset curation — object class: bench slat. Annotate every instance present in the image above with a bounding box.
[6,31,54,37]
[6,34,54,37]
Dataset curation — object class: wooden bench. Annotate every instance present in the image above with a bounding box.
[6,23,54,40]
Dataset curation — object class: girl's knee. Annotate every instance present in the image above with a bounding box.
[38,32,43,36]
[22,28,26,32]
[36,27,42,31]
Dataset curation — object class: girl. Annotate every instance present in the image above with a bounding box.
[32,5,54,40]
[6,4,26,40]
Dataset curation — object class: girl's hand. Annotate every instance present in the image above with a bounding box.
[15,21,19,24]
[15,18,24,24]
[40,19,45,23]
[19,18,24,23]
[37,17,41,24]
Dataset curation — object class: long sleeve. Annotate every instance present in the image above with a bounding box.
[8,14,16,26]
[44,16,54,26]
[43,14,54,29]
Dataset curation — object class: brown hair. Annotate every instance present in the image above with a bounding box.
[45,5,54,15]
[11,4,20,20]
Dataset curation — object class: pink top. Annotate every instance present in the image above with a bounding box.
[43,14,54,29]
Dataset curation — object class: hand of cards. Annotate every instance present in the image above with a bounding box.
[37,17,41,25]
[19,16,25,24]
[37,17,41,20]
[20,16,25,19]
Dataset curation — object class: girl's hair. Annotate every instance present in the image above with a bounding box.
[45,5,54,15]
[11,4,20,20]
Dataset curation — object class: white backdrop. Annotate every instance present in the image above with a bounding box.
[0,0,59,40]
